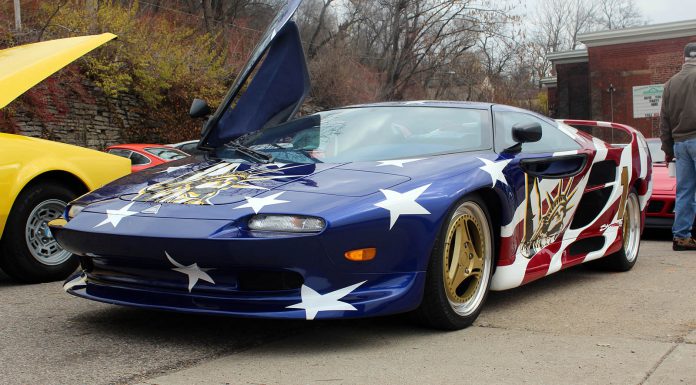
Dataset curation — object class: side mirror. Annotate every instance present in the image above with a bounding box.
[189,98,211,119]
[512,122,542,143]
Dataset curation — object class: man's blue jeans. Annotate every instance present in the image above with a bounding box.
[673,138,696,238]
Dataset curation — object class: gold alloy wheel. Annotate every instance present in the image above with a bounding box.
[442,201,492,316]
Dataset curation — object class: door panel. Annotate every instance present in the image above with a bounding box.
[494,109,589,261]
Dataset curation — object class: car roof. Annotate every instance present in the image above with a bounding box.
[107,144,176,151]
[169,140,199,146]
[339,100,495,110]
[329,101,555,123]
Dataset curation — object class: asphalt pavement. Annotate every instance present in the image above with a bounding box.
[1,232,695,385]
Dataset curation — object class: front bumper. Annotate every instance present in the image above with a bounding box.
[645,194,674,229]
[50,214,427,320]
[63,270,424,319]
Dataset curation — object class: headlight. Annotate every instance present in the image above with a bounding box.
[248,215,325,233]
[67,204,85,220]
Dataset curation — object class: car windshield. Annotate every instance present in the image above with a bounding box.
[646,139,665,163]
[145,147,188,160]
[222,106,492,163]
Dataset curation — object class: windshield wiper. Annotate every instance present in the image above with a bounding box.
[225,141,274,164]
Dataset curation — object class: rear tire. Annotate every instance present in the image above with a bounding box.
[592,191,641,272]
[415,194,494,330]
[0,183,79,283]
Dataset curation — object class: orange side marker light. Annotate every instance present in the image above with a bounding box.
[344,248,377,261]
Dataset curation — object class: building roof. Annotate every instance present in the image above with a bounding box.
[540,77,557,87]
[579,19,696,47]
[547,49,588,64]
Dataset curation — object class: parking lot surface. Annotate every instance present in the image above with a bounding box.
[1,236,695,385]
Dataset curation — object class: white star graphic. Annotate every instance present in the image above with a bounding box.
[233,192,289,214]
[287,281,366,320]
[376,158,424,168]
[157,165,189,173]
[63,274,87,292]
[95,202,138,228]
[478,158,512,187]
[374,184,431,229]
[165,252,215,292]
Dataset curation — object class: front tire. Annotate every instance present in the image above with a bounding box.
[416,195,494,330]
[0,183,79,283]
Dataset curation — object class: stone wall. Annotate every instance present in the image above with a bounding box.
[2,79,157,150]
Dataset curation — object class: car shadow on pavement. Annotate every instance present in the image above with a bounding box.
[58,263,599,354]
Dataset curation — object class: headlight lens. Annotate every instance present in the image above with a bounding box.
[67,204,85,220]
[248,215,325,233]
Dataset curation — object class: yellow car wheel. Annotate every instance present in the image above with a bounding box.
[0,182,79,283]
[415,193,494,330]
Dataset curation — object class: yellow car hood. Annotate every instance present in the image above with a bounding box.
[0,33,116,108]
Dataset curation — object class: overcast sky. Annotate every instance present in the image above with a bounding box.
[635,0,696,23]
[516,0,696,25]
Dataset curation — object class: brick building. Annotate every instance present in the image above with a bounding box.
[546,20,696,138]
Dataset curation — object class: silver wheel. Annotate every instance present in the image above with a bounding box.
[442,201,493,317]
[24,199,71,266]
[622,193,640,263]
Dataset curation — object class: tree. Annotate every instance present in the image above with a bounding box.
[596,0,645,29]
[342,0,512,100]
[526,0,646,83]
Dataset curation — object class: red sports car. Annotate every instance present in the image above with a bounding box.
[106,144,188,172]
[645,138,676,229]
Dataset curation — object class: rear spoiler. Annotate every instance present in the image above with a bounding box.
[558,119,647,147]
[560,119,641,137]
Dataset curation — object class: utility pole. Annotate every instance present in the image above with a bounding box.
[13,0,22,32]
[607,83,616,142]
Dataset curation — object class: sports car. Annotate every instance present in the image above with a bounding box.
[105,144,189,172]
[169,139,207,156]
[0,33,131,283]
[644,138,678,229]
[49,0,652,329]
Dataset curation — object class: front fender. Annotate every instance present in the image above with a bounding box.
[0,134,130,238]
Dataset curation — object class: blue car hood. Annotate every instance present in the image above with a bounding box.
[77,156,411,209]
[199,0,310,149]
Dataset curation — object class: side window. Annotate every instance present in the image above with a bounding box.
[107,149,132,159]
[494,111,581,154]
[129,152,151,165]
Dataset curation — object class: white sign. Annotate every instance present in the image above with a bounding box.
[633,84,664,119]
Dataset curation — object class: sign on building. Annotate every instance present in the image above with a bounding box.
[633,84,664,118]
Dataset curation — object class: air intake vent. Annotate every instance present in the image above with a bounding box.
[570,187,612,229]
[587,160,617,186]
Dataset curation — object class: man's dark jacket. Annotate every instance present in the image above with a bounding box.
[660,63,696,157]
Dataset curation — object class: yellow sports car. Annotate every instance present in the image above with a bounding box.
[0,34,130,283]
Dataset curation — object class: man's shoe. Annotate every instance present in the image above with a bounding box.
[673,237,696,251]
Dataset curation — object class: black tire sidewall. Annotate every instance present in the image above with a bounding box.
[0,182,79,283]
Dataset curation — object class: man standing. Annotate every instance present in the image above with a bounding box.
[660,42,696,251]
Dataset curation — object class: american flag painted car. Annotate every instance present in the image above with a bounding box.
[49,0,652,330]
